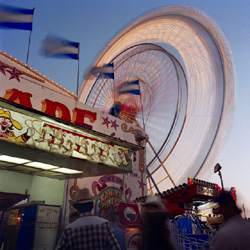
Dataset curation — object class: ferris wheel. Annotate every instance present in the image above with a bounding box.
[79,6,236,194]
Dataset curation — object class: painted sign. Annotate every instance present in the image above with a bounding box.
[0,53,145,147]
[62,145,147,226]
[7,209,20,225]
[63,153,147,227]
[95,187,125,218]
[0,105,134,170]
[125,228,142,250]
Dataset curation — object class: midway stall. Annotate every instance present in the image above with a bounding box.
[135,178,222,249]
[0,51,147,249]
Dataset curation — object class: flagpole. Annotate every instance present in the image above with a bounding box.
[76,43,80,100]
[26,7,35,65]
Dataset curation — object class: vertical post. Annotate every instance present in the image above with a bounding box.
[76,43,80,100]
[218,170,224,190]
[0,210,4,232]
[26,30,32,65]
[242,204,247,220]
[137,82,161,193]
[26,8,35,65]
[113,74,116,104]
[123,173,126,201]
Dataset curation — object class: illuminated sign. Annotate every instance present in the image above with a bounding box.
[196,185,217,197]
[8,209,20,225]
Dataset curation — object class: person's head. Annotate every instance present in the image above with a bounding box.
[69,211,80,224]
[69,188,97,214]
[73,201,94,214]
[213,192,242,221]
[142,195,167,213]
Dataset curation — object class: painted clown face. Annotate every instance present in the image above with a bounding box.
[0,116,13,132]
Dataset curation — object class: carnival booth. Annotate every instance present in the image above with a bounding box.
[0,51,146,250]
[135,178,221,249]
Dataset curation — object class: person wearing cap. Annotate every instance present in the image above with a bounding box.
[57,188,121,250]
[141,195,177,250]
[211,191,250,250]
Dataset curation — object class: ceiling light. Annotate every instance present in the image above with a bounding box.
[25,162,58,170]
[12,166,40,172]
[51,168,83,174]
[0,155,30,164]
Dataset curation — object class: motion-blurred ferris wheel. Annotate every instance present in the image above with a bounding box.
[79,6,236,194]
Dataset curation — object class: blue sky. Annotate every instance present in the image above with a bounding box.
[0,0,250,216]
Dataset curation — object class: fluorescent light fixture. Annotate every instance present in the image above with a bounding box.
[51,168,83,174]
[0,155,30,164]
[25,162,58,170]
[12,166,41,172]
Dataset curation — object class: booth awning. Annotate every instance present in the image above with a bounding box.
[0,192,28,211]
[0,98,144,179]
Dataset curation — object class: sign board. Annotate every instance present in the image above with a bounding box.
[7,209,20,226]
[33,205,61,250]
[0,52,145,147]
[0,52,146,177]
[62,147,147,227]
[0,103,134,171]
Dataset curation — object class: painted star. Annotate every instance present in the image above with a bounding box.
[110,120,119,131]
[0,61,7,75]
[102,116,111,128]
[7,67,23,82]
[138,180,146,190]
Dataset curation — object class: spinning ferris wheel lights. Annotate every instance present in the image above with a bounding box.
[81,5,236,194]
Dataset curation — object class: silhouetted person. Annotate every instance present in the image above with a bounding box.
[141,195,177,250]
[211,191,250,250]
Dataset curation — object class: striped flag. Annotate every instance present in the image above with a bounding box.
[0,5,34,30]
[118,80,140,95]
[90,63,114,79]
[40,35,79,60]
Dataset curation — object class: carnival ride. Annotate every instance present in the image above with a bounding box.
[79,6,236,195]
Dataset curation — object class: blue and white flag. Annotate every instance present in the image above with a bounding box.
[40,35,79,60]
[90,63,114,79]
[118,80,140,95]
[0,5,34,30]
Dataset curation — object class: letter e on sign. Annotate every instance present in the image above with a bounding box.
[72,108,97,130]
